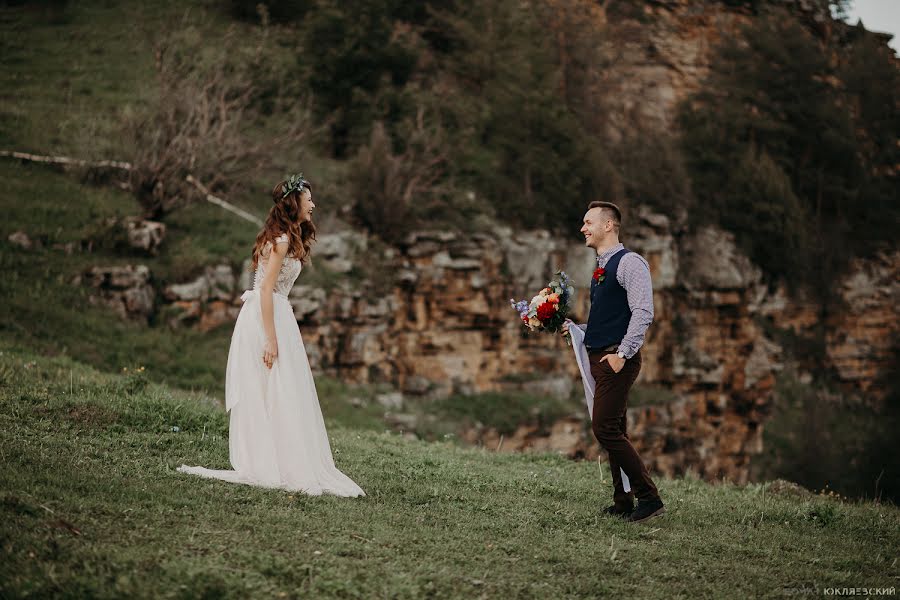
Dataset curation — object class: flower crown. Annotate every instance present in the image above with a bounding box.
[278,173,309,203]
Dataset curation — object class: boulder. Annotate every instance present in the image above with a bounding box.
[84,265,155,322]
[498,228,558,293]
[519,376,574,399]
[402,375,432,395]
[205,264,235,301]
[375,392,404,410]
[289,285,327,320]
[316,232,362,273]
[8,230,38,250]
[744,337,782,389]
[679,226,762,290]
[123,218,166,255]
[164,275,209,302]
[627,207,679,289]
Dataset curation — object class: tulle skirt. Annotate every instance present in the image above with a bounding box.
[177,289,365,497]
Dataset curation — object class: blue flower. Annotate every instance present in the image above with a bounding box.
[510,298,530,317]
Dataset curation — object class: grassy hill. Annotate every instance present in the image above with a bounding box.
[2,7,898,595]
[2,346,897,598]
[0,1,348,394]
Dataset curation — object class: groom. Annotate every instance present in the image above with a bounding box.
[564,201,665,524]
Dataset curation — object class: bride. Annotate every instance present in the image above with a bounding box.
[177,174,365,497]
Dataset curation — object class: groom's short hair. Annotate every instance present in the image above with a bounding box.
[588,201,622,231]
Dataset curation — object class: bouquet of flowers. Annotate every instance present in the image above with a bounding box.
[510,271,575,344]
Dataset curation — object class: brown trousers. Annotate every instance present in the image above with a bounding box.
[589,349,660,506]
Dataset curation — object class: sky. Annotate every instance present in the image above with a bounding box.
[841,0,900,53]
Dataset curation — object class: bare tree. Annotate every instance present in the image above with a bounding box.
[125,26,315,219]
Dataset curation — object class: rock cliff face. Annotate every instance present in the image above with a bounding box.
[150,210,898,484]
[825,252,899,399]
[82,0,899,484]
[595,0,847,141]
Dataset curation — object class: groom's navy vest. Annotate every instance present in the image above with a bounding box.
[584,248,631,350]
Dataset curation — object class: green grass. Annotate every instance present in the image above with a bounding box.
[428,391,573,436]
[1,347,897,598]
[0,155,259,280]
[0,2,282,163]
[0,232,234,394]
[0,162,133,244]
[0,0,391,383]
[0,2,161,156]
[0,159,328,391]
[0,0,370,422]
[1,12,897,581]
[0,0,358,282]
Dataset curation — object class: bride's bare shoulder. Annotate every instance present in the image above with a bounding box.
[258,232,288,259]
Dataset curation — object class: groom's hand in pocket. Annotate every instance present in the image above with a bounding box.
[599,353,625,373]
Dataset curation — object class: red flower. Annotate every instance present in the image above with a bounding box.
[536,301,557,322]
[522,315,529,324]
[593,267,606,283]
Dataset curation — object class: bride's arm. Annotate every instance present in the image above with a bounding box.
[259,241,288,368]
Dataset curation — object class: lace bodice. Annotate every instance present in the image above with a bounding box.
[253,234,302,297]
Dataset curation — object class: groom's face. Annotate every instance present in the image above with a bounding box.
[580,208,608,249]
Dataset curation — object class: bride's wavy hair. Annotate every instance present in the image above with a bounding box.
[251,179,316,268]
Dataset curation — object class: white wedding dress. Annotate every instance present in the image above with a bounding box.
[177,234,365,497]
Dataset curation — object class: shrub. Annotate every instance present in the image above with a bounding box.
[124,27,314,219]
[679,11,895,288]
[348,110,449,245]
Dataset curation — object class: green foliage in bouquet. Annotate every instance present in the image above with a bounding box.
[510,271,575,338]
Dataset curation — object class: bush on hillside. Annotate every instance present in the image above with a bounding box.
[277,0,622,236]
[300,0,431,157]
[612,131,693,219]
[348,112,449,245]
[427,0,619,232]
[230,0,313,24]
[124,28,315,219]
[679,12,896,288]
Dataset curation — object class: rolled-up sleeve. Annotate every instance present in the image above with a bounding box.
[616,253,654,359]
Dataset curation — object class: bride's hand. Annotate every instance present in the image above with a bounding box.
[263,338,278,369]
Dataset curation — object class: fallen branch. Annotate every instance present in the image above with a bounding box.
[0,149,132,171]
[1,149,263,228]
[185,175,263,227]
